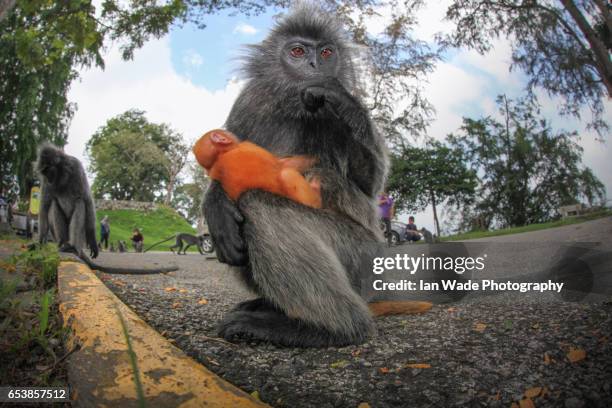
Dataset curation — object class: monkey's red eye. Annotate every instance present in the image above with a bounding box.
[321,48,333,58]
[291,47,305,57]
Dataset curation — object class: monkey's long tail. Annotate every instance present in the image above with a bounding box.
[143,235,176,253]
[78,254,179,275]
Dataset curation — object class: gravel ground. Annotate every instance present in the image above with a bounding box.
[98,218,612,408]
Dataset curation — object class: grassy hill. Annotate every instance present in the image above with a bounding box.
[95,206,196,252]
[441,208,611,241]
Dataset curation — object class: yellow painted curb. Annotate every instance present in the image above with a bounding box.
[58,261,268,407]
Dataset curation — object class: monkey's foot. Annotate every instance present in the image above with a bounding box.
[59,244,79,255]
[232,298,277,312]
[217,309,367,348]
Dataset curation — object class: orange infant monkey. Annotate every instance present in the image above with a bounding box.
[194,130,433,317]
[193,129,321,209]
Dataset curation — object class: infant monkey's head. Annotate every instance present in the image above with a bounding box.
[193,129,239,170]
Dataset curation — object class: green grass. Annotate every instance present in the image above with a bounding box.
[442,208,612,241]
[95,206,196,252]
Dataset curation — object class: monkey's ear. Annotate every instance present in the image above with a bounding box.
[210,131,233,146]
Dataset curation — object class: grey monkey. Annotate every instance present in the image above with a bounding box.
[36,144,177,274]
[36,143,99,259]
[420,227,435,244]
[169,233,206,255]
[204,4,388,347]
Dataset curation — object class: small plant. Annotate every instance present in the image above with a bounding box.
[38,290,53,337]
[11,244,59,288]
[117,308,147,408]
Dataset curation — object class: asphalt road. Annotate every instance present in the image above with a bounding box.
[98,217,612,408]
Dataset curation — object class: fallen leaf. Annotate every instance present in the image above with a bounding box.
[524,387,542,398]
[207,358,220,366]
[198,299,209,305]
[357,403,371,408]
[250,390,260,400]
[172,302,181,309]
[378,367,390,374]
[179,289,188,293]
[493,391,501,401]
[541,387,550,397]
[330,360,349,369]
[447,307,457,312]
[511,403,519,408]
[567,347,586,363]
[519,398,535,408]
[164,287,177,292]
[474,323,487,332]
[351,349,361,357]
[543,353,551,365]
[405,363,431,369]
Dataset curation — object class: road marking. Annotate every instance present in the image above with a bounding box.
[58,261,267,407]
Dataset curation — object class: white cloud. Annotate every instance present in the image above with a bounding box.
[404,34,612,232]
[233,23,258,36]
[66,37,244,176]
[182,49,204,69]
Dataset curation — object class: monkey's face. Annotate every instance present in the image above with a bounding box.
[41,166,58,185]
[193,130,238,170]
[281,38,339,80]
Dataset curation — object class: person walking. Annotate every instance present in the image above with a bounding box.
[378,191,395,247]
[100,216,110,250]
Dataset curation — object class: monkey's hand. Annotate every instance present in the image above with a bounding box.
[204,181,248,266]
[89,241,99,259]
[300,77,358,115]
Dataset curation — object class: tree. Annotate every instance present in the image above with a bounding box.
[0,0,276,198]
[162,138,190,206]
[330,0,439,147]
[172,160,210,225]
[2,0,440,198]
[387,141,477,237]
[86,110,187,202]
[442,0,612,137]
[448,94,606,229]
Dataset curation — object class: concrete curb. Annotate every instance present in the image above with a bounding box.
[58,261,267,407]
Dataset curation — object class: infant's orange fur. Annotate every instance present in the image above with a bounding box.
[193,129,321,208]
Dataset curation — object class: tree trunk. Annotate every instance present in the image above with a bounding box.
[164,177,175,206]
[430,189,441,238]
[561,0,612,97]
[0,0,15,22]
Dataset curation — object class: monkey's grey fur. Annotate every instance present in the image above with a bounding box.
[37,143,99,259]
[118,240,127,253]
[169,233,207,255]
[36,144,178,275]
[420,227,435,244]
[204,4,388,347]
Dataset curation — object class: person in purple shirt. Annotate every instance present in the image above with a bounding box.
[378,191,395,247]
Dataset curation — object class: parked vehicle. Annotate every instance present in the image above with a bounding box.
[198,224,215,254]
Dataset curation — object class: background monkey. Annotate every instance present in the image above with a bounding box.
[36,144,177,274]
[169,233,207,255]
[193,129,321,209]
[37,143,99,259]
[204,4,391,347]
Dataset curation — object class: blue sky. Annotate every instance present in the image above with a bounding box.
[169,10,278,90]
